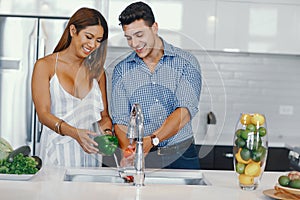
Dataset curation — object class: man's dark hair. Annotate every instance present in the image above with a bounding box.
[119,1,155,27]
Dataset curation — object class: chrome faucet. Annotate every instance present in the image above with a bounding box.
[127,103,145,186]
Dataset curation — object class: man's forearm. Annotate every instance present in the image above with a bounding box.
[152,107,191,142]
[114,124,130,150]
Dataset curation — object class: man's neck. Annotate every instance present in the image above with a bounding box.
[143,37,164,72]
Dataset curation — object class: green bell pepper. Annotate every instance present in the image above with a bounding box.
[94,135,119,156]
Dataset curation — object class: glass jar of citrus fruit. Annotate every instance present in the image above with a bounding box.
[233,113,268,190]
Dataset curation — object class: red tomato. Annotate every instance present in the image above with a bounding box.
[124,146,135,158]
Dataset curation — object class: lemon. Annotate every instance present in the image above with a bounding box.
[251,113,265,126]
[245,162,261,177]
[240,114,252,125]
[239,174,254,185]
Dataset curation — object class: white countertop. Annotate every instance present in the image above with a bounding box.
[0,166,284,200]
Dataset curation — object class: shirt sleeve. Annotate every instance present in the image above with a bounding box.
[175,54,202,118]
[111,64,130,126]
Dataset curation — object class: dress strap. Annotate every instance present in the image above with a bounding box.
[54,52,59,74]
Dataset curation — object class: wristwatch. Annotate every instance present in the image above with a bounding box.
[150,135,160,146]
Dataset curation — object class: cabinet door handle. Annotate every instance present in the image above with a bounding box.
[224,153,233,158]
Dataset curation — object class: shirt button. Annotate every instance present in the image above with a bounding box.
[152,82,156,84]
[155,99,159,102]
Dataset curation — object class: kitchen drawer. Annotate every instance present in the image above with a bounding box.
[214,146,234,170]
[265,147,291,171]
[104,145,292,171]
[198,145,214,170]
[212,146,292,171]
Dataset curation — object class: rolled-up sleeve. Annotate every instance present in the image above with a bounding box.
[175,55,202,118]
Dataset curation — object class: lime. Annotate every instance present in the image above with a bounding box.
[235,148,252,164]
[258,127,267,137]
[246,124,256,133]
[247,134,262,150]
[257,146,267,159]
[235,138,246,148]
[240,148,251,161]
[236,163,246,174]
[289,179,300,189]
[240,129,250,140]
[235,129,243,138]
[251,150,263,162]
[278,175,290,187]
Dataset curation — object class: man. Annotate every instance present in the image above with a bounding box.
[111,1,202,169]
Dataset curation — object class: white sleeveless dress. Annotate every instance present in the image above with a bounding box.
[39,53,104,167]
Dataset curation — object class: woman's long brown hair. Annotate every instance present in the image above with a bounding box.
[54,7,108,53]
[53,7,108,80]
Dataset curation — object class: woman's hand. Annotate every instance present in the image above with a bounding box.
[74,129,99,154]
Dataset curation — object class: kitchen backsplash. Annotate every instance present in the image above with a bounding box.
[105,46,300,144]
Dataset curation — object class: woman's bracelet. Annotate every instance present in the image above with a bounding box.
[103,128,113,135]
[55,119,65,136]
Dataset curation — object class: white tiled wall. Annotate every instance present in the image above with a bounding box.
[105,46,300,143]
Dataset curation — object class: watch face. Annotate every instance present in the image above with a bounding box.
[152,137,159,146]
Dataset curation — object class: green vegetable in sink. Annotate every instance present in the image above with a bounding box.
[94,135,118,156]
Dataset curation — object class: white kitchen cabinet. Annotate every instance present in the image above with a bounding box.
[108,0,300,54]
[107,0,216,50]
[179,0,215,50]
[215,0,300,54]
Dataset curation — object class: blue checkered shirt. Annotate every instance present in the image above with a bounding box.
[111,39,202,147]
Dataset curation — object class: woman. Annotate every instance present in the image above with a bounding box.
[31,7,112,167]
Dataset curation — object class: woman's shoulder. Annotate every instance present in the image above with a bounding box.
[36,53,56,65]
[35,53,57,70]
[34,53,57,77]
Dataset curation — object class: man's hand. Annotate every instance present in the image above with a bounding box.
[143,136,153,156]
[120,145,135,167]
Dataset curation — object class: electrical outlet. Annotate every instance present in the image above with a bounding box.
[279,105,294,115]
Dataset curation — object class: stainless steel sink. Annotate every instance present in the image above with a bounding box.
[64,168,209,186]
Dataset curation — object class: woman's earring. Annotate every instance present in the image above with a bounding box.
[89,55,91,60]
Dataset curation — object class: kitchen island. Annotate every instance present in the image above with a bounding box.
[0,166,283,200]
